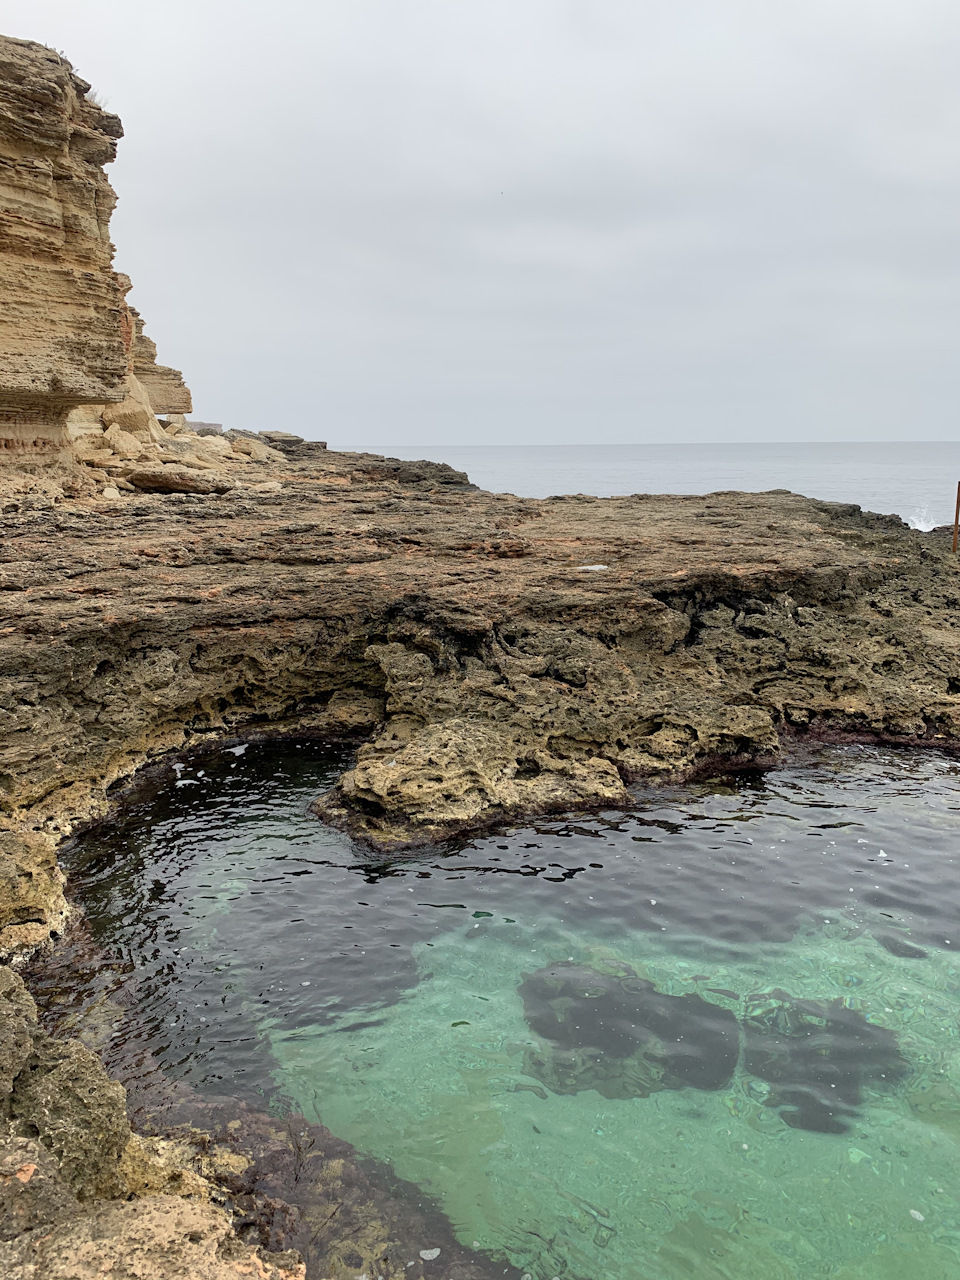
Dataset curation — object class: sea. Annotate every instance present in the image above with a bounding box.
[342,441,960,530]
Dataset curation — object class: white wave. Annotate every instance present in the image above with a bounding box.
[906,506,938,532]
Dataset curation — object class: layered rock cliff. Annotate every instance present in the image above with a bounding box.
[0,34,192,489]
[129,306,192,416]
[0,36,127,461]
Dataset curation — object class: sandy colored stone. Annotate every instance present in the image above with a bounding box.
[0,37,191,474]
[154,433,251,473]
[130,308,192,416]
[118,1134,212,1202]
[0,1135,80,1244]
[191,433,235,458]
[0,970,36,1104]
[125,466,235,494]
[259,431,304,444]
[0,36,128,462]
[231,436,285,462]
[10,1036,130,1201]
[0,1195,306,1279]
[71,433,111,463]
[101,375,165,443]
[0,35,128,460]
[0,833,66,959]
[64,406,106,441]
[102,423,144,459]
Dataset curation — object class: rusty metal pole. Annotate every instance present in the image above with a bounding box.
[953,482,960,554]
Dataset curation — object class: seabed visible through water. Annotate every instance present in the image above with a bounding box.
[53,740,960,1279]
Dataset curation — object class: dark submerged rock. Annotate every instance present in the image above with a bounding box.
[876,932,929,960]
[742,989,911,1134]
[519,962,739,1099]
[519,964,910,1134]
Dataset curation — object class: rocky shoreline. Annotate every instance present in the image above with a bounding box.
[4,442,960,1275]
[4,26,960,1280]
[8,440,960,947]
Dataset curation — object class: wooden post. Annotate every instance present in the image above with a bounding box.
[954,482,960,554]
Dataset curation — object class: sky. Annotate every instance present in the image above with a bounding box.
[6,1,960,445]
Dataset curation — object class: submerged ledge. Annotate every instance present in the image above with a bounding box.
[3,443,960,1274]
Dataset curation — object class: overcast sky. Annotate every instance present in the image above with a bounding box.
[7,1,960,444]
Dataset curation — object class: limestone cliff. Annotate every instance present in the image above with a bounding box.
[0,35,191,480]
[0,36,127,460]
[130,306,192,416]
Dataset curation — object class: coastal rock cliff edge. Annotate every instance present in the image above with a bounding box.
[3,28,960,1280]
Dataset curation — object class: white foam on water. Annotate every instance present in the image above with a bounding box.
[906,506,938,531]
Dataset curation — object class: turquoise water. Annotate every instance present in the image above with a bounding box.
[66,742,960,1279]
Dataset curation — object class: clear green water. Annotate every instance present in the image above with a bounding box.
[66,743,960,1279]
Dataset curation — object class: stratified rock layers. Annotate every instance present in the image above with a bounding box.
[0,35,190,469]
[130,306,192,416]
[0,36,127,459]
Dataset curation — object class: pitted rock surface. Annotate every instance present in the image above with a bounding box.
[2,443,960,956]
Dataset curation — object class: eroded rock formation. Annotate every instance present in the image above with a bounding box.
[0,36,127,462]
[3,456,960,946]
[0,35,193,495]
[0,965,306,1277]
[130,306,192,416]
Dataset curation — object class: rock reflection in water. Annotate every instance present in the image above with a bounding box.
[520,963,910,1132]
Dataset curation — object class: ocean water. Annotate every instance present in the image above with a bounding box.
[347,442,960,531]
[63,741,960,1280]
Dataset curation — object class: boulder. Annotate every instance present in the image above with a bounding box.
[73,433,113,462]
[189,433,233,458]
[230,436,285,462]
[259,431,304,444]
[102,424,144,459]
[126,467,234,495]
[101,375,165,443]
